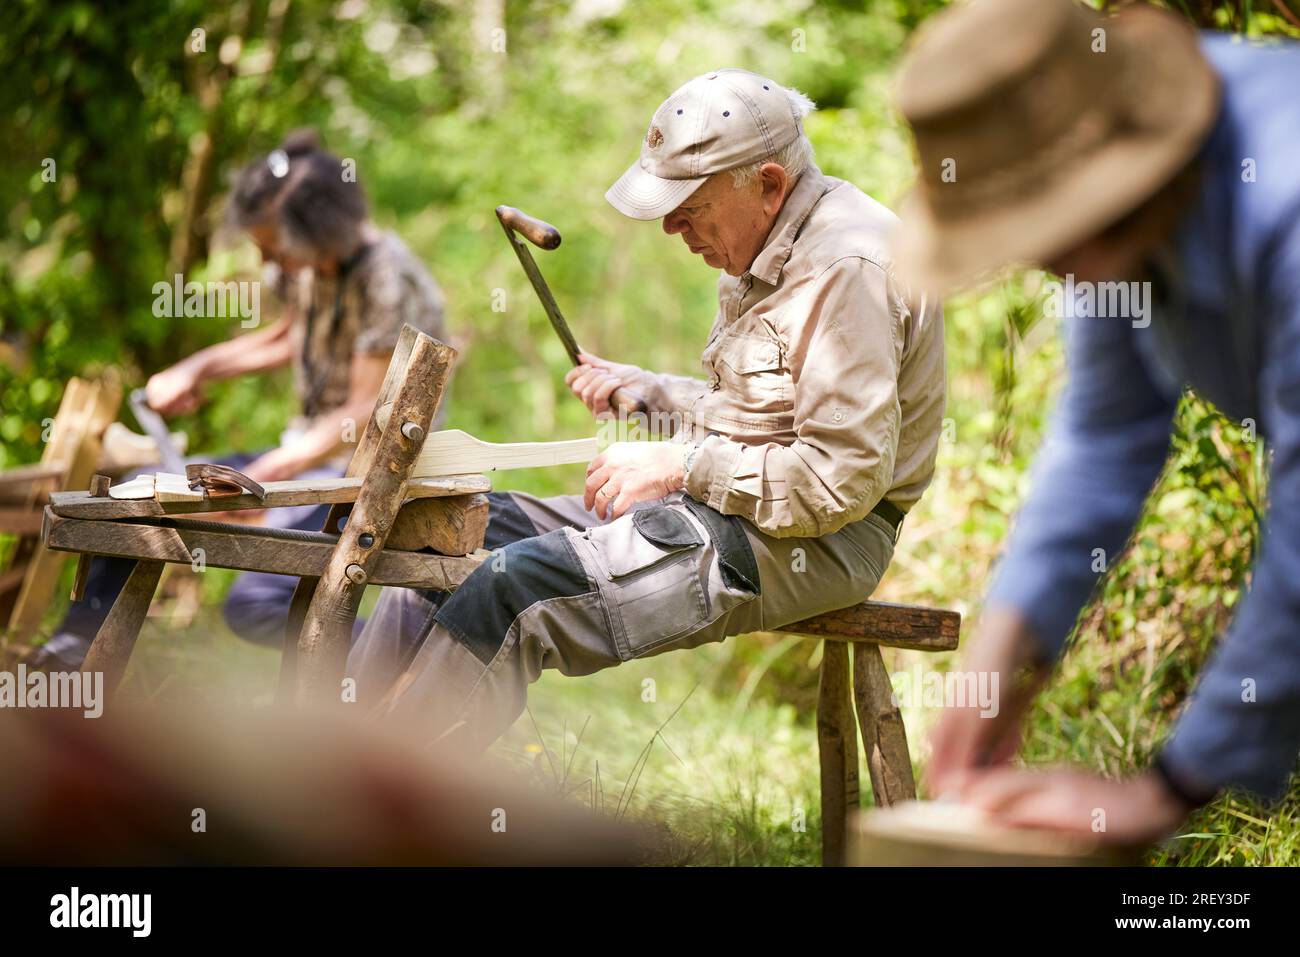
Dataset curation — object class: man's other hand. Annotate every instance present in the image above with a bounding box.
[584,441,687,520]
[957,767,1191,847]
[926,605,1050,797]
[565,353,644,417]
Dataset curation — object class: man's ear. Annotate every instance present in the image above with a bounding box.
[758,162,789,215]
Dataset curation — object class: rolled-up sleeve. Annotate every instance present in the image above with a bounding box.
[624,367,708,422]
[685,256,903,538]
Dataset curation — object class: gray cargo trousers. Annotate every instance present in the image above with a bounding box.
[346,490,897,750]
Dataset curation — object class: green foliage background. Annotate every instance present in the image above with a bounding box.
[2,0,1298,864]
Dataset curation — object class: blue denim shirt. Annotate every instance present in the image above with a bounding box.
[987,33,1300,800]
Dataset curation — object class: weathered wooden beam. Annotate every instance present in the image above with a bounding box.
[775,600,960,651]
[0,566,28,597]
[0,462,66,494]
[817,640,858,867]
[387,493,489,555]
[852,643,917,807]
[295,333,458,704]
[80,559,163,699]
[43,510,483,590]
[49,473,491,520]
[0,509,46,536]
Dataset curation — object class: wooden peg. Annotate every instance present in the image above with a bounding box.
[70,473,111,602]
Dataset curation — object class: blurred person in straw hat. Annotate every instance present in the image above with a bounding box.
[894,0,1300,845]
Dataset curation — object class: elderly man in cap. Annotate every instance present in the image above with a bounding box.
[346,69,945,748]
[894,0,1300,843]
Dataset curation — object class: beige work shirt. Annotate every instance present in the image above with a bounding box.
[628,166,946,539]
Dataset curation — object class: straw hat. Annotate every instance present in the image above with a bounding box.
[893,0,1220,293]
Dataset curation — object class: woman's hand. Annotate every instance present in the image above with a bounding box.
[242,447,302,485]
[926,605,1051,797]
[145,364,204,417]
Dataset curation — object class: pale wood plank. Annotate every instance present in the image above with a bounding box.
[9,377,121,638]
[375,408,597,476]
[153,472,204,503]
[849,801,1140,866]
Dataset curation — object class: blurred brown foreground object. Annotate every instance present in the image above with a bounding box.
[849,801,1142,867]
[0,703,649,865]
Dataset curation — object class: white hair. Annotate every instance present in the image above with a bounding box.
[729,86,817,188]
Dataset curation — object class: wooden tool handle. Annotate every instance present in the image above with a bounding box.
[495,205,562,250]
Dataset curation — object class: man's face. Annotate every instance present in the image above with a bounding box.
[1046,234,1148,286]
[661,163,790,276]
[1044,166,1199,284]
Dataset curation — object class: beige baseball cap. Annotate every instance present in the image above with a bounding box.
[606,69,805,220]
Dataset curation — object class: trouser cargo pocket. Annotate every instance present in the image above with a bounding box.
[574,505,711,660]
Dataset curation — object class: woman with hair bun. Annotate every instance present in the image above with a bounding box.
[34,130,449,667]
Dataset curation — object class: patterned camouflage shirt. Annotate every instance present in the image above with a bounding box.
[282,227,447,428]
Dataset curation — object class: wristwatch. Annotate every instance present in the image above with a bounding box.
[682,443,701,486]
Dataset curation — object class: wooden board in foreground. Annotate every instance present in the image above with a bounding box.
[50,473,492,520]
[849,801,1140,867]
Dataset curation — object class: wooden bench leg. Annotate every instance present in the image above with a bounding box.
[852,643,917,806]
[277,574,318,702]
[80,558,164,699]
[816,639,858,866]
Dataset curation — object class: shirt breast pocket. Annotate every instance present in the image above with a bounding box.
[717,335,789,414]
